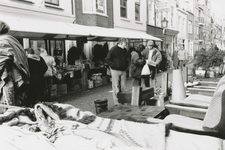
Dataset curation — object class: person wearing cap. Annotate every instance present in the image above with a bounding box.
[105,38,129,106]
[141,40,162,87]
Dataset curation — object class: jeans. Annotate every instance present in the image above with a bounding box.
[110,69,127,105]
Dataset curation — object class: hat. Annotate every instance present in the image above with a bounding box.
[147,40,154,46]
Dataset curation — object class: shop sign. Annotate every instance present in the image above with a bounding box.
[155,1,170,12]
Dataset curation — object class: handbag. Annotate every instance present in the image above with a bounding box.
[141,61,150,75]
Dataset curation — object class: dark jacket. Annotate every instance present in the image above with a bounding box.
[105,45,129,71]
[27,56,48,106]
[131,51,146,78]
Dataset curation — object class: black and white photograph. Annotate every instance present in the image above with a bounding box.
[0,0,225,149]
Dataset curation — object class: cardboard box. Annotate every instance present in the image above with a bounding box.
[57,84,67,95]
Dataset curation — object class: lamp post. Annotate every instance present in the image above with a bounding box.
[161,17,168,51]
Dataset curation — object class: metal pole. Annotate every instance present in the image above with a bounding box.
[165,28,166,51]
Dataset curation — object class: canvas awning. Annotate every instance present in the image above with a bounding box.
[1,16,162,41]
[67,24,162,41]
[0,16,90,38]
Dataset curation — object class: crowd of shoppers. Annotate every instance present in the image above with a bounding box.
[106,38,163,106]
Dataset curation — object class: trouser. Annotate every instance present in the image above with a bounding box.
[132,78,141,86]
[142,75,150,87]
[44,76,53,101]
[110,69,127,105]
[179,60,185,71]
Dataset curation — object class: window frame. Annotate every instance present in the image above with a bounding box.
[135,0,140,21]
[120,0,127,18]
[82,0,107,16]
[171,6,173,26]
[96,0,106,14]
[45,0,59,6]
[188,21,192,34]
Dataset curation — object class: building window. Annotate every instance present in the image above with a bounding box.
[45,0,59,6]
[83,0,107,15]
[188,21,192,33]
[135,0,140,21]
[120,0,127,18]
[96,0,105,14]
[178,16,181,31]
[183,18,185,32]
[171,6,173,26]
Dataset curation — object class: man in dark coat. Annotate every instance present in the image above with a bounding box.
[105,38,129,106]
[25,48,48,107]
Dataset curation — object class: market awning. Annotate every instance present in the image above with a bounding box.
[1,15,162,41]
[0,16,90,38]
[67,24,162,41]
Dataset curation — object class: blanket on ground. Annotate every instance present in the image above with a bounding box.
[0,102,166,150]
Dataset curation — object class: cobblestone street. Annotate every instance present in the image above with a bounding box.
[51,78,133,114]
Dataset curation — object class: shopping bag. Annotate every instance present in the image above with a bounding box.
[141,62,150,75]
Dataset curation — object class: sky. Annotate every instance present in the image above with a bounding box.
[211,0,225,20]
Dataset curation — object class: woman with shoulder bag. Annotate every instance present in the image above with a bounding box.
[131,44,146,86]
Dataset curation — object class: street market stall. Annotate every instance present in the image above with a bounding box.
[1,16,162,96]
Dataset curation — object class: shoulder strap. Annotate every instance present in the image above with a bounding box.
[134,50,143,59]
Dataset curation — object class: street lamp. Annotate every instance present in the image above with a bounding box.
[161,17,168,51]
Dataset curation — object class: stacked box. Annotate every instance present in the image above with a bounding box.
[57,84,67,95]
[51,84,57,96]
[91,73,102,87]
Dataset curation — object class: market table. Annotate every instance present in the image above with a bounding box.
[98,105,169,123]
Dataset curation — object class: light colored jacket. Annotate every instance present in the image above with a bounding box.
[40,53,56,77]
[178,50,186,60]
[141,48,162,65]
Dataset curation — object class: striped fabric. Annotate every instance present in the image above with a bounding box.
[203,84,225,128]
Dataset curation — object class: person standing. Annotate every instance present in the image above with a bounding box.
[219,56,225,77]
[0,21,30,111]
[25,48,48,107]
[172,47,179,69]
[105,38,129,106]
[39,48,56,101]
[141,40,162,87]
[178,46,186,71]
[130,44,146,86]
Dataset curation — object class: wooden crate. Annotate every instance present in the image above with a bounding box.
[118,87,154,105]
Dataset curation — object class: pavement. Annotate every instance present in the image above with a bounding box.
[51,77,133,114]
[50,73,220,115]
